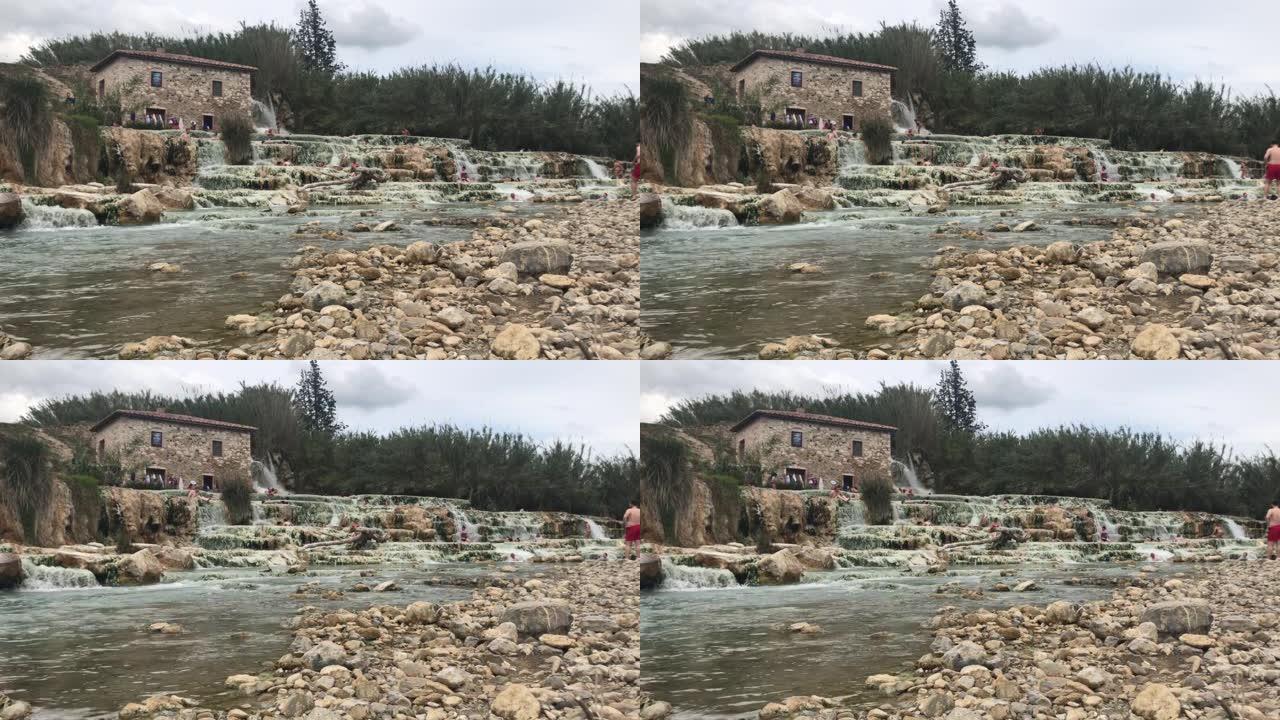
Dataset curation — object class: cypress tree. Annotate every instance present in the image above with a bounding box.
[935,0,983,74]
[295,0,344,75]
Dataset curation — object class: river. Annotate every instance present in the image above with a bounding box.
[0,563,498,720]
[641,203,1174,358]
[640,563,1169,719]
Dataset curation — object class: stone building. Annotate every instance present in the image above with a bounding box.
[731,409,895,490]
[731,49,895,131]
[92,410,255,490]
[91,49,255,131]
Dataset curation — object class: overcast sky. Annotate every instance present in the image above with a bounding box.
[642,362,1280,457]
[1,0,638,96]
[0,362,638,456]
[642,0,1276,96]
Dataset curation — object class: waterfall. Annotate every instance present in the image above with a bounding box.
[197,499,227,530]
[1092,149,1119,180]
[1222,518,1247,540]
[659,558,738,590]
[890,459,929,495]
[250,458,287,495]
[837,139,867,174]
[251,99,285,134]
[452,507,480,540]
[18,200,97,230]
[250,502,266,525]
[328,502,343,527]
[1093,509,1120,541]
[838,500,866,527]
[582,159,611,180]
[585,519,608,540]
[453,150,479,181]
[20,559,98,591]
[658,198,737,230]
[890,98,926,133]
[1220,158,1243,180]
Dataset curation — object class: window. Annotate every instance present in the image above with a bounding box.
[150,71,163,88]
[852,440,864,457]
[791,431,804,448]
[98,439,105,457]
[212,80,223,97]
[738,79,745,97]
[852,80,863,97]
[151,431,163,447]
[212,440,223,457]
[738,439,746,457]
[98,79,105,97]
[790,71,803,87]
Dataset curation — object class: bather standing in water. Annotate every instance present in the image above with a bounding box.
[623,500,641,561]
[1266,500,1280,560]
[1264,141,1280,200]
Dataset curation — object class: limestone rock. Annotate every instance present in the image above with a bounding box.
[1131,683,1180,720]
[0,552,23,589]
[757,548,805,585]
[490,683,540,720]
[1140,240,1212,276]
[500,240,573,276]
[1140,599,1212,636]
[492,324,541,360]
[0,192,23,229]
[1131,325,1181,360]
[500,600,573,636]
[117,188,165,225]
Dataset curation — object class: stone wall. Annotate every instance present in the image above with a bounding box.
[95,417,252,489]
[736,56,892,129]
[96,57,252,130]
[737,415,892,487]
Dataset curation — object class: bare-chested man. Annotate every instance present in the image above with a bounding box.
[623,500,641,561]
[1264,141,1280,200]
[1267,500,1280,560]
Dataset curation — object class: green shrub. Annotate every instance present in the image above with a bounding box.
[220,113,254,165]
[0,71,52,180]
[860,114,895,165]
[860,471,896,525]
[640,69,690,184]
[1,431,52,543]
[641,426,691,541]
[221,475,255,525]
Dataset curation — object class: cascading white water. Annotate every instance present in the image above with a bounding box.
[197,500,227,530]
[890,98,926,133]
[251,99,285,134]
[1092,149,1119,180]
[659,558,737,590]
[250,459,287,495]
[453,150,479,180]
[20,559,98,591]
[1223,518,1247,540]
[838,500,866,527]
[1221,158,1244,180]
[583,159,612,180]
[890,459,929,495]
[1093,509,1120,541]
[18,200,97,230]
[452,507,481,540]
[585,518,608,540]
[659,198,737,230]
[328,502,343,527]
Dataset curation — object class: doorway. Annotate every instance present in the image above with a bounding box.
[202,474,214,491]
[785,467,806,488]
[145,107,166,126]
[842,474,854,491]
[145,467,166,487]
[843,114,854,131]
[785,107,806,126]
[202,114,214,131]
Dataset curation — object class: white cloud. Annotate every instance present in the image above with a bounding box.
[968,4,1058,51]
[330,2,418,51]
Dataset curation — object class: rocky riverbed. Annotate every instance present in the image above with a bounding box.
[757,197,1280,360]
[750,560,1280,720]
[107,560,644,720]
[105,198,657,360]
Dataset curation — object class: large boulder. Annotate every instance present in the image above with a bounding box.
[500,600,573,636]
[151,546,195,571]
[639,193,663,229]
[117,188,165,225]
[490,683,540,720]
[115,548,165,585]
[500,241,573,277]
[491,324,541,360]
[758,189,805,225]
[301,640,348,670]
[0,192,23,229]
[639,554,662,590]
[151,187,195,210]
[302,281,347,310]
[942,281,987,310]
[403,241,438,264]
[1131,683,1180,720]
[792,187,835,211]
[1139,599,1212,636]
[0,553,23,589]
[756,548,805,585]
[1140,240,1212,277]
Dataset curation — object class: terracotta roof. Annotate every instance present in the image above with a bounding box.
[730,49,897,74]
[91,50,257,73]
[91,410,256,433]
[730,409,897,433]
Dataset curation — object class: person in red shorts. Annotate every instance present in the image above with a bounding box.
[623,499,641,560]
[1267,500,1280,560]
[1264,141,1280,200]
